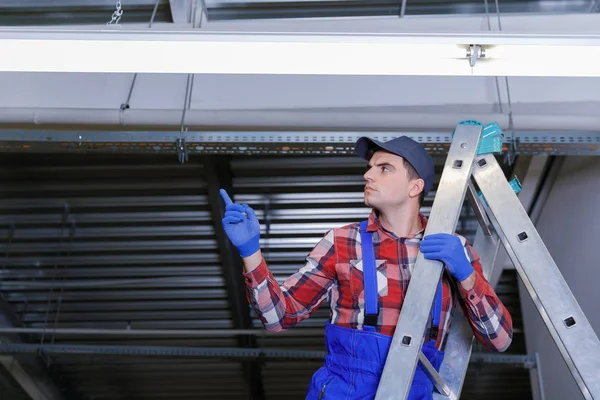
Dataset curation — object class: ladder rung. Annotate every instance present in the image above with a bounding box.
[419,351,451,397]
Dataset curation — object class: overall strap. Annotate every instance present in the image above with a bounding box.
[429,280,443,345]
[360,219,444,342]
[359,220,378,332]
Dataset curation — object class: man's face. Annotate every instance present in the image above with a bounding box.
[363,150,421,211]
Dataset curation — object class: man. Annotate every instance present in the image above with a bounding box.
[220,136,513,400]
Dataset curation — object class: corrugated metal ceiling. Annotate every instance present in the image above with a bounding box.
[0,0,595,26]
[205,0,595,20]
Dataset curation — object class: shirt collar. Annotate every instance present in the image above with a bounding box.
[366,210,428,240]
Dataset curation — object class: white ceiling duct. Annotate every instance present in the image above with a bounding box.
[1,14,600,131]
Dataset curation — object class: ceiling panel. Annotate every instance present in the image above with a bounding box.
[205,0,594,20]
[0,0,594,27]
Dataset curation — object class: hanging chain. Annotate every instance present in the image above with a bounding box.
[107,0,124,26]
[487,0,517,165]
[483,0,503,115]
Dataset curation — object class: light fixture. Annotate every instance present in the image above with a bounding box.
[476,45,600,77]
[1,28,600,77]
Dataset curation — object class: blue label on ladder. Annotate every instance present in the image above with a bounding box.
[509,176,523,194]
[477,122,504,155]
[452,120,504,155]
[458,120,483,126]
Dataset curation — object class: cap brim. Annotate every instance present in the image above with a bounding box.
[354,137,385,160]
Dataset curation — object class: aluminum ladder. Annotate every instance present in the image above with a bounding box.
[374,121,600,400]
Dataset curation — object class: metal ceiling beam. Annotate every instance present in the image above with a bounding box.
[204,155,266,400]
[0,352,56,400]
[0,342,537,368]
[0,327,325,336]
[0,367,30,400]
[0,297,75,400]
[170,0,193,23]
[0,130,598,156]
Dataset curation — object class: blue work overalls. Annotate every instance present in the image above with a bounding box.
[306,221,445,400]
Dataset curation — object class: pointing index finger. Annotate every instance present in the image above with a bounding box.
[220,189,233,206]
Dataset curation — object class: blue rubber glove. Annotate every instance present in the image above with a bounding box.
[419,233,475,282]
[220,189,261,258]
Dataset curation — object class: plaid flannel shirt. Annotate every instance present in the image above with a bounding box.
[244,211,513,352]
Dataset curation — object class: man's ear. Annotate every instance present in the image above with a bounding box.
[409,179,425,199]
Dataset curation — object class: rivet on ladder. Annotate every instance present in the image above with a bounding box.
[453,160,463,169]
[401,336,412,346]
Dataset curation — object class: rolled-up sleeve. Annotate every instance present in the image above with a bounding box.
[244,229,337,332]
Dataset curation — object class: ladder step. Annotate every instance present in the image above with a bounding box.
[419,351,451,397]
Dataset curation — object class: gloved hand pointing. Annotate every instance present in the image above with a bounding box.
[220,189,261,258]
[419,233,475,282]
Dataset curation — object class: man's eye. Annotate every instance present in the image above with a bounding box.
[381,167,389,172]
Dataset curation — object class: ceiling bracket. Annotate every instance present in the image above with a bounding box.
[175,137,189,163]
[175,137,188,164]
[467,44,486,67]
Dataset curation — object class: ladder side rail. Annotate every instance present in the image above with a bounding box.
[433,201,503,400]
[375,123,483,400]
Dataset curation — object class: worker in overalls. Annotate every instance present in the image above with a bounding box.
[220,136,513,400]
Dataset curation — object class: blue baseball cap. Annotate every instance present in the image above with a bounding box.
[354,136,435,195]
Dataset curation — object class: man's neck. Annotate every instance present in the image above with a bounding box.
[377,205,422,239]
